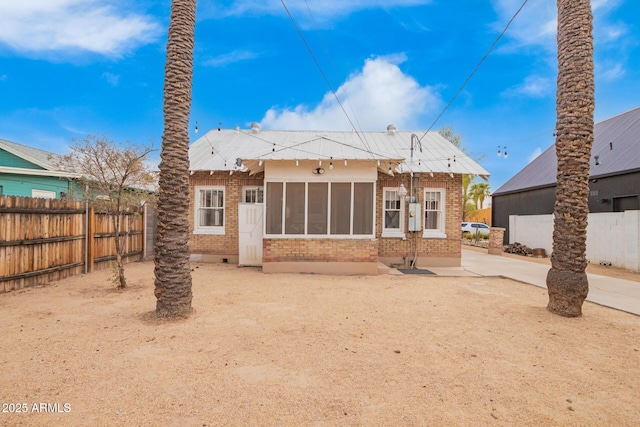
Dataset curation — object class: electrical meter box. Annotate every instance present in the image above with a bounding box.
[408,203,421,232]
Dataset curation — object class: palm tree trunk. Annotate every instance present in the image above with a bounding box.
[154,0,196,317]
[546,0,594,317]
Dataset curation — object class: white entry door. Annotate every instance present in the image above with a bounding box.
[238,203,264,266]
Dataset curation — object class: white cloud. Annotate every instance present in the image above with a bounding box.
[204,50,261,67]
[528,147,543,163]
[0,1,161,58]
[490,0,557,51]
[600,63,625,81]
[202,0,432,25]
[260,56,440,131]
[502,75,554,98]
[490,0,627,51]
[101,72,120,87]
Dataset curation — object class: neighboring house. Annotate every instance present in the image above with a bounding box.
[492,106,640,243]
[188,123,489,274]
[0,138,79,199]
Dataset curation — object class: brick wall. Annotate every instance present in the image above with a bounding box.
[189,170,463,265]
[189,171,263,256]
[263,238,378,263]
[377,172,462,261]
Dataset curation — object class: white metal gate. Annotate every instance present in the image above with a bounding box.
[238,203,263,266]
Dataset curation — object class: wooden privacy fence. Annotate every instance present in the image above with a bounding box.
[0,195,149,293]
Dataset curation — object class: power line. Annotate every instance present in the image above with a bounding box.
[419,0,530,141]
[279,0,374,157]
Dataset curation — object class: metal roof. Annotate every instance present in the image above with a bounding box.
[189,127,490,177]
[494,106,640,195]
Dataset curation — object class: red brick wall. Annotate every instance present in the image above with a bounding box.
[263,238,378,263]
[189,170,462,263]
[377,172,462,260]
[189,171,263,256]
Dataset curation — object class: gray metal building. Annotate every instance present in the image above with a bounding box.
[492,106,640,243]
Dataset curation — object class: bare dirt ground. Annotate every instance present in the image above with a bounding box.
[1,261,639,426]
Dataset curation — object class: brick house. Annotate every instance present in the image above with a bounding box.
[188,124,489,274]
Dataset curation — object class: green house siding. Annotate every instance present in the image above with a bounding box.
[0,149,46,170]
[0,174,74,198]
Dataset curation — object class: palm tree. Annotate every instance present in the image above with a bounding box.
[469,182,491,210]
[546,0,594,317]
[154,0,196,318]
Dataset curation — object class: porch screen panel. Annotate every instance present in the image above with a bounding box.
[285,183,305,235]
[266,182,283,234]
[308,183,328,235]
[330,183,351,235]
[353,183,373,234]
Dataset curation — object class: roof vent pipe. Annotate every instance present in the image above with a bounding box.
[387,124,397,134]
[250,122,261,133]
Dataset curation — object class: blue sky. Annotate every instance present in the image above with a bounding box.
[1,0,638,191]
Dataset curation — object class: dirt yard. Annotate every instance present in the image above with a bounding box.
[1,261,639,426]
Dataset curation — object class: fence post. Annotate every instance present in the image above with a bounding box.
[87,208,95,272]
[489,227,505,255]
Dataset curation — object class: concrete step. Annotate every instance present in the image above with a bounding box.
[378,262,391,275]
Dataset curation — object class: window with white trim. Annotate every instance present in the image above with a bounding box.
[265,181,374,237]
[243,186,264,203]
[194,186,225,234]
[423,189,446,238]
[382,188,404,237]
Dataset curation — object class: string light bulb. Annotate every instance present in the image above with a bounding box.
[195,121,199,134]
[329,162,333,170]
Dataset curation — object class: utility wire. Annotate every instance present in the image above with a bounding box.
[302,0,368,139]
[280,0,374,157]
[419,0,530,141]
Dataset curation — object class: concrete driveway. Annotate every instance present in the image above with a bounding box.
[459,249,640,316]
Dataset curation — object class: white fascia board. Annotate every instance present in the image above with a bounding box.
[0,166,80,178]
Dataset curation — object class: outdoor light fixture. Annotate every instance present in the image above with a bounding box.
[296,160,299,166]
[399,183,407,196]
[344,160,348,166]
[235,158,242,167]
[313,167,325,175]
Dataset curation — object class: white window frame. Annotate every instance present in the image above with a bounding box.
[382,187,405,238]
[422,188,446,239]
[32,189,56,199]
[194,185,225,235]
[264,180,376,239]
[242,186,264,204]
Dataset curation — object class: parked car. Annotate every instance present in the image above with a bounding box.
[462,222,490,236]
